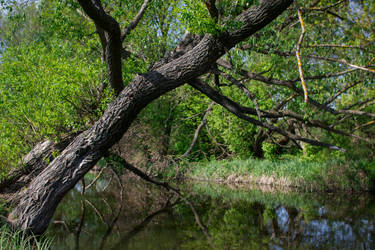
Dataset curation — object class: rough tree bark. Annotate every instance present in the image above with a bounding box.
[0,133,77,195]
[8,0,293,234]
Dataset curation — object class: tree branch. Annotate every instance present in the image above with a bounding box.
[78,0,124,95]
[121,0,152,42]
[247,46,375,74]
[204,0,219,22]
[324,81,361,105]
[189,79,346,151]
[217,58,375,119]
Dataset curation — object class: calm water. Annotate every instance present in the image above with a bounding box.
[48,170,375,249]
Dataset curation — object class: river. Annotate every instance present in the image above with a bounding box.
[48,169,375,249]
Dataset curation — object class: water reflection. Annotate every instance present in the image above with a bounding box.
[49,170,375,250]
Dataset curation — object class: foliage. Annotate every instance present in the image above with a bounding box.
[262,142,277,160]
[0,39,109,171]
[178,0,258,34]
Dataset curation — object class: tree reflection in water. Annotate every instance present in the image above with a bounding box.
[49,171,375,250]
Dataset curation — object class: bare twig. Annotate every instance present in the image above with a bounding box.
[246,46,375,74]
[308,0,346,11]
[99,167,124,250]
[182,102,215,157]
[352,120,375,132]
[324,81,361,105]
[74,201,86,250]
[274,94,297,110]
[342,98,375,111]
[107,153,179,192]
[218,70,263,120]
[310,55,375,74]
[85,166,107,190]
[217,58,375,120]
[295,1,308,102]
[85,199,107,225]
[305,44,366,50]
[121,0,152,42]
[205,123,230,157]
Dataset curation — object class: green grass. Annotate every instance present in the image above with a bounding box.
[0,225,52,250]
[181,158,374,192]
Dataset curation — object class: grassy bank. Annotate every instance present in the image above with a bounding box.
[167,158,375,192]
[0,225,52,250]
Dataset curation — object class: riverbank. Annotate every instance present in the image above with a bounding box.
[166,158,375,192]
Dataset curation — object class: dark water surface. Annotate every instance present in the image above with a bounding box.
[48,171,375,249]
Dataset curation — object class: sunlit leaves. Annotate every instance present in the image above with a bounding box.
[177,0,218,34]
[0,40,107,170]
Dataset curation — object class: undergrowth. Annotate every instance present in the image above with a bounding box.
[0,225,52,250]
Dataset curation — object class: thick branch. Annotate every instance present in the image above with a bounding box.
[77,0,119,32]
[204,0,219,22]
[221,0,294,48]
[78,0,124,95]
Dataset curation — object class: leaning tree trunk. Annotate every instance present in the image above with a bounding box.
[8,0,293,234]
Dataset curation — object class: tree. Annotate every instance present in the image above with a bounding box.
[2,0,294,234]
[0,0,374,235]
